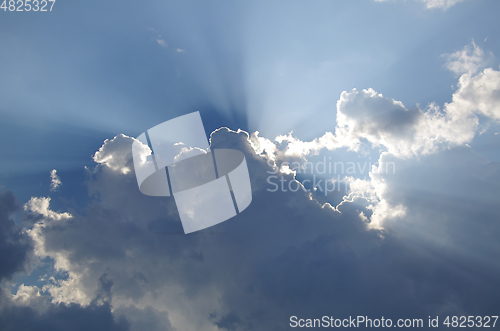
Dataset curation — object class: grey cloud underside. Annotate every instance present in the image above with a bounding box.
[0,271,129,331]
[0,265,170,331]
[0,191,31,280]
[4,128,498,330]
[0,293,130,331]
[0,299,129,331]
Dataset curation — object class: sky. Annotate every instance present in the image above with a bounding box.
[1,0,500,330]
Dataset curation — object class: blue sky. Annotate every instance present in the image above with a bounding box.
[1,0,500,330]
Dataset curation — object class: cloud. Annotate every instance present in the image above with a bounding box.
[248,131,277,160]
[0,284,130,331]
[272,88,439,159]
[335,88,425,157]
[419,0,465,9]
[447,65,500,122]
[25,197,72,221]
[443,41,486,75]
[252,42,500,229]
[156,39,168,48]
[277,40,499,159]
[0,302,129,331]
[93,134,137,175]
[114,306,175,331]
[3,124,499,330]
[375,0,466,10]
[4,130,372,329]
[0,194,130,330]
[332,68,500,159]
[0,191,32,281]
[49,170,62,192]
[2,42,500,331]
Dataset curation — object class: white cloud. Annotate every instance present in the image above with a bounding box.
[11,285,46,308]
[24,197,72,221]
[249,131,277,161]
[335,88,425,157]
[43,273,91,305]
[420,0,465,9]
[249,42,500,228]
[156,39,168,48]
[275,131,342,157]
[448,66,500,121]
[375,0,466,10]
[24,197,74,273]
[93,134,137,174]
[274,88,448,159]
[49,169,61,192]
[334,152,406,229]
[276,43,500,160]
[173,145,207,162]
[444,41,486,75]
